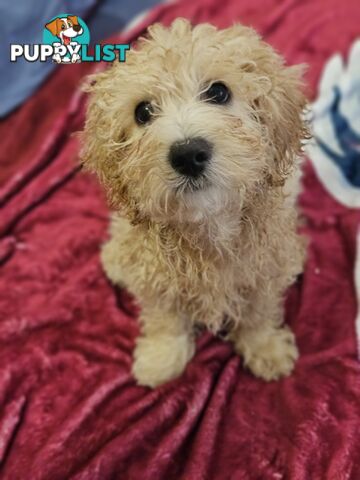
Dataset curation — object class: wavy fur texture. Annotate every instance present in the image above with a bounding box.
[81,19,309,387]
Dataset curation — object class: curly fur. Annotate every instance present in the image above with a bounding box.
[81,19,309,387]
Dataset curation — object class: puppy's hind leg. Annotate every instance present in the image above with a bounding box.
[133,307,195,388]
[100,238,128,288]
[100,215,133,288]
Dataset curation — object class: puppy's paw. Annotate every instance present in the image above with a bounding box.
[132,333,195,388]
[235,326,299,381]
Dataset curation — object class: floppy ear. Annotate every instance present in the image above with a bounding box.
[80,70,145,225]
[218,24,309,187]
[45,18,60,36]
[257,64,309,187]
[67,15,79,26]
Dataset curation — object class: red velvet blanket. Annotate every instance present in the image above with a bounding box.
[1,1,360,479]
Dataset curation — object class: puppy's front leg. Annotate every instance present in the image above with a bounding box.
[132,307,195,388]
[230,286,299,381]
[232,324,298,381]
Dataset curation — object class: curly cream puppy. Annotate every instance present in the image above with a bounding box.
[81,19,308,388]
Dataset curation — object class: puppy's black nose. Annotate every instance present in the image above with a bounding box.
[73,24,81,32]
[169,137,212,178]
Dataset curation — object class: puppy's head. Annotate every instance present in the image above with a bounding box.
[81,19,308,225]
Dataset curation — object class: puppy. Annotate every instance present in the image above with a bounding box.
[81,19,308,388]
[45,15,83,63]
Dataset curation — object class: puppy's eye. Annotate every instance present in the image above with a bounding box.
[135,101,154,125]
[61,24,65,30]
[203,82,231,105]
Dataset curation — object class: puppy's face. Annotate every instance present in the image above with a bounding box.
[82,19,307,224]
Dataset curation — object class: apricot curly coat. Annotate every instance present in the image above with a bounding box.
[81,19,309,388]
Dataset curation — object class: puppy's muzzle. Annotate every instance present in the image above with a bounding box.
[169,137,212,178]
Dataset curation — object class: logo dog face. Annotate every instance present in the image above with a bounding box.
[45,16,83,45]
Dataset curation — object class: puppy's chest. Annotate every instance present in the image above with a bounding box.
[182,254,237,287]
[166,241,250,300]
[170,247,254,328]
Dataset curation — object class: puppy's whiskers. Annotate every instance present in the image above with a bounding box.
[172,175,209,196]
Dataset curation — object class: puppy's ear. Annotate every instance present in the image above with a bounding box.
[45,18,60,36]
[67,15,79,26]
[220,24,309,186]
[80,68,123,193]
[256,64,309,187]
[80,69,144,225]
